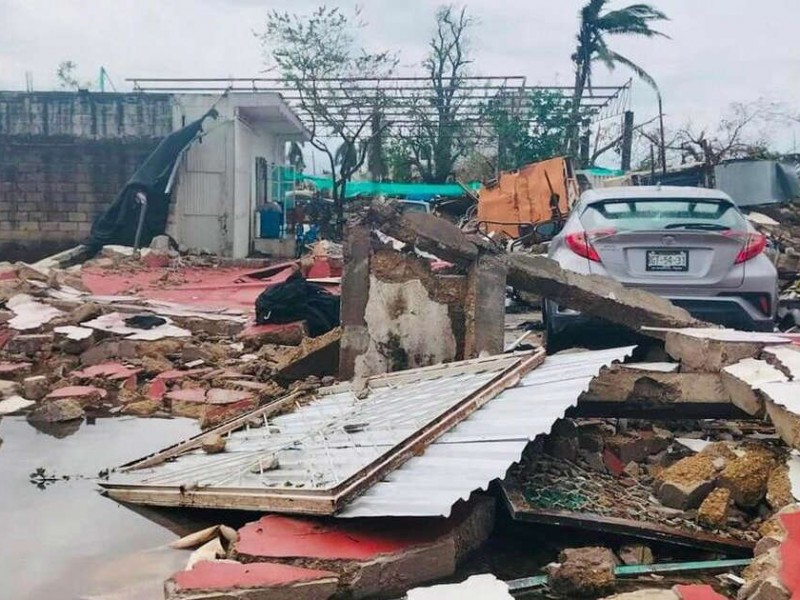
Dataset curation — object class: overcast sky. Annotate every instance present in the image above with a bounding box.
[2,0,799,160]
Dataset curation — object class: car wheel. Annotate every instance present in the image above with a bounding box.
[544,307,572,355]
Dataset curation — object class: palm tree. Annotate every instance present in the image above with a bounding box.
[566,1,669,158]
[287,141,305,173]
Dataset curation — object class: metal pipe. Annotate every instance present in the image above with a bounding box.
[132,191,148,259]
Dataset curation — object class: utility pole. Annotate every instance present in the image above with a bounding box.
[657,92,667,175]
[621,111,634,171]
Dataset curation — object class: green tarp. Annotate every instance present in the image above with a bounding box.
[300,175,480,199]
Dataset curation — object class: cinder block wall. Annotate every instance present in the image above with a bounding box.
[0,92,173,261]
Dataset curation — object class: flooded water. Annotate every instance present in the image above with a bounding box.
[0,415,201,600]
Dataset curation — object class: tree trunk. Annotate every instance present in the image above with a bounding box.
[566,63,587,157]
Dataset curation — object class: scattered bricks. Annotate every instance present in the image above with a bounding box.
[664,329,790,373]
[167,388,208,419]
[0,361,32,380]
[545,435,578,462]
[766,466,794,510]
[719,449,777,508]
[165,560,339,600]
[738,577,790,600]
[147,378,168,401]
[202,434,226,454]
[722,359,788,416]
[697,488,731,528]
[171,315,245,338]
[240,322,308,349]
[72,362,141,382]
[68,302,102,325]
[739,549,789,600]
[200,398,259,429]
[234,495,494,599]
[121,399,162,417]
[0,380,21,399]
[53,325,95,354]
[156,368,214,382]
[579,450,607,473]
[45,385,108,408]
[655,454,717,510]
[141,355,174,376]
[80,340,138,366]
[606,432,670,465]
[22,375,48,401]
[28,398,84,422]
[206,389,254,405]
[548,547,616,598]
[5,333,54,357]
[617,544,654,566]
[275,327,342,380]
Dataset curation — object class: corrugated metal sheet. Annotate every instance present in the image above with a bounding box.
[339,346,633,518]
[107,355,522,494]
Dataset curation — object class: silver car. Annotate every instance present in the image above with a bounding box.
[544,186,778,352]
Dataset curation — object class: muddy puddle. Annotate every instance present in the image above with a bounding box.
[0,415,202,600]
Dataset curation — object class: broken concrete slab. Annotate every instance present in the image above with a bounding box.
[233,496,494,598]
[0,379,20,399]
[240,322,308,348]
[548,546,616,598]
[697,487,731,528]
[507,254,702,332]
[407,574,513,599]
[21,375,48,401]
[0,395,35,415]
[365,204,700,334]
[28,398,84,422]
[165,560,339,600]
[763,345,800,380]
[275,327,341,380]
[0,361,32,380]
[45,385,108,407]
[5,333,54,357]
[6,294,65,331]
[582,364,730,405]
[664,328,791,372]
[656,454,718,510]
[760,382,800,450]
[720,449,777,508]
[722,359,788,416]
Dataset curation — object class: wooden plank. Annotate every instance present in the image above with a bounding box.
[500,482,754,556]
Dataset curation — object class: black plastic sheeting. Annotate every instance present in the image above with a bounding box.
[255,271,340,337]
[85,109,218,252]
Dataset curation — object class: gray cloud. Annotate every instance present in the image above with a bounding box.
[1,0,798,155]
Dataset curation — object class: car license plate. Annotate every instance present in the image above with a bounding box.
[646,250,688,272]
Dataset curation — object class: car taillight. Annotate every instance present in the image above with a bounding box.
[734,233,767,264]
[566,232,601,262]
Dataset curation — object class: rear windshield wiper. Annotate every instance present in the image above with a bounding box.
[663,222,731,231]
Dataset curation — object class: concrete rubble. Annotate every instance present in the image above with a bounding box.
[3,205,800,600]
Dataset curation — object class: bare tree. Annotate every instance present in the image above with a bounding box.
[640,101,785,185]
[259,6,397,236]
[401,5,475,183]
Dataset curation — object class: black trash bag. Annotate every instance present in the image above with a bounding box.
[255,271,340,337]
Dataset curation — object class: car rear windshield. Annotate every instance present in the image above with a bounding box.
[580,198,746,232]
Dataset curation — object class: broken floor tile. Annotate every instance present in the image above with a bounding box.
[45,385,108,406]
[165,560,338,600]
[72,362,141,381]
[0,395,35,415]
[0,361,32,379]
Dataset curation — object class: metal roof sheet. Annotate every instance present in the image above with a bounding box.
[339,346,634,518]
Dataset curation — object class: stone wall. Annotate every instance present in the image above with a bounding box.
[0,92,173,261]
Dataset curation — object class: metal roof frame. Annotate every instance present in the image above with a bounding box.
[102,350,545,514]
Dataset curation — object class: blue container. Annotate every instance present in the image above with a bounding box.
[258,203,282,239]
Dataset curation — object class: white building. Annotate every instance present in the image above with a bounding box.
[167,93,309,258]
